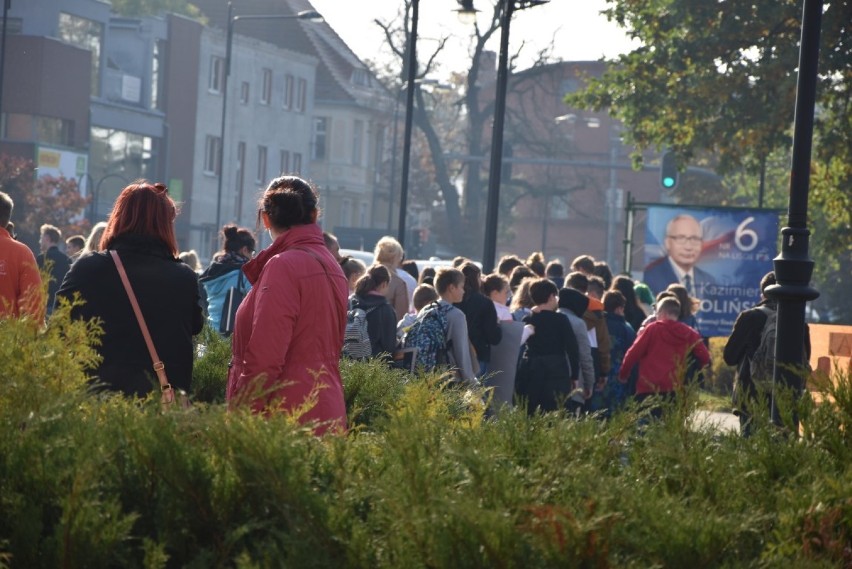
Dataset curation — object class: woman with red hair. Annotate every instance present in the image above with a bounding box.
[57,180,203,397]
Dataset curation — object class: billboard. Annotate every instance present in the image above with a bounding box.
[642,206,779,337]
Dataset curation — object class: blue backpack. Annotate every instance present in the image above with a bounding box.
[402,301,454,371]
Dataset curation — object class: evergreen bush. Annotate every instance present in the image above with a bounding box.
[1,311,850,567]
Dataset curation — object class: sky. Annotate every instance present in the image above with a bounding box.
[308,0,638,78]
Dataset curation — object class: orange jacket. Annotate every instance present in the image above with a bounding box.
[0,227,45,319]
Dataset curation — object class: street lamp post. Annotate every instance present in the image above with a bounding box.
[396,0,419,249]
[765,0,822,431]
[480,0,548,273]
[214,3,323,234]
[0,0,10,125]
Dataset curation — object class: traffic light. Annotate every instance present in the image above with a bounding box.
[660,150,678,190]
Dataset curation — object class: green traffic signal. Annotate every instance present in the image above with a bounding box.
[660,151,678,190]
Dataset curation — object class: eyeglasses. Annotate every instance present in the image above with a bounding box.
[666,235,702,245]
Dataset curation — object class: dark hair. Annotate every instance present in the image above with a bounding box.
[355,264,390,297]
[529,277,558,305]
[459,261,482,295]
[0,191,12,227]
[401,259,419,283]
[593,261,613,290]
[66,235,86,250]
[413,284,439,311]
[221,224,256,256]
[323,231,338,249]
[587,275,606,297]
[526,252,546,277]
[452,256,471,268]
[603,290,626,313]
[435,267,463,295]
[419,266,436,285]
[102,180,179,256]
[665,283,695,318]
[482,273,508,296]
[497,255,524,277]
[545,261,564,278]
[760,271,776,296]
[564,271,589,293]
[611,275,641,312]
[259,175,319,230]
[570,255,595,274]
[508,264,536,293]
[341,257,366,282]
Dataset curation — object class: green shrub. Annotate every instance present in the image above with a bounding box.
[2,312,851,568]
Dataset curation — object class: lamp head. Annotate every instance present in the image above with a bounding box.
[456,0,479,25]
[296,10,324,22]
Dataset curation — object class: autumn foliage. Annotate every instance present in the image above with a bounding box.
[0,154,90,249]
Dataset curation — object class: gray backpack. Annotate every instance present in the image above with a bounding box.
[748,306,777,392]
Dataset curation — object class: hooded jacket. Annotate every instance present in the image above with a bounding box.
[0,226,44,319]
[199,252,250,332]
[226,223,349,435]
[558,288,596,403]
[351,292,397,358]
[455,291,502,363]
[619,318,710,395]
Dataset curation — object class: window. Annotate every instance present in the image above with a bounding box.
[58,12,104,97]
[283,74,294,110]
[351,69,371,87]
[256,145,267,183]
[312,117,327,160]
[551,195,569,220]
[151,40,165,110]
[279,150,290,174]
[204,135,221,175]
[359,202,368,227]
[292,152,302,174]
[295,78,307,112]
[340,198,351,226]
[239,81,249,105]
[260,68,272,105]
[208,56,224,93]
[352,120,363,165]
[236,142,246,201]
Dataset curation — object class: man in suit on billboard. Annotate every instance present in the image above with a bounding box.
[643,214,715,296]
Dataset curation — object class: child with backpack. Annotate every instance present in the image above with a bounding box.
[347,265,397,360]
[723,271,811,436]
[402,268,476,386]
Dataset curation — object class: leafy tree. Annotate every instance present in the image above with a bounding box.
[0,155,90,250]
[109,0,203,20]
[567,0,851,322]
[374,1,557,256]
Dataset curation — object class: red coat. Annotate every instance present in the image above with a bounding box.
[0,226,44,319]
[619,318,710,395]
[226,224,349,434]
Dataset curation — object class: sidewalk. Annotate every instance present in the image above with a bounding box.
[690,409,739,434]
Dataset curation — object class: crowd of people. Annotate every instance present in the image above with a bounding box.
[1,175,799,438]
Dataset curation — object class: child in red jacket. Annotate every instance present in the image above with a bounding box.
[619,297,710,418]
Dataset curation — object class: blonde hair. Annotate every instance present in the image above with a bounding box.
[179,250,201,271]
[510,278,535,312]
[373,236,403,267]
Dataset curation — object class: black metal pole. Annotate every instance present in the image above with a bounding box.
[482,0,513,273]
[0,0,11,126]
[215,1,233,238]
[397,0,419,248]
[765,0,822,430]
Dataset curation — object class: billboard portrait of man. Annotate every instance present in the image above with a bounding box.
[643,213,715,296]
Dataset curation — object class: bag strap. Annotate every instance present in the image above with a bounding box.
[109,250,173,396]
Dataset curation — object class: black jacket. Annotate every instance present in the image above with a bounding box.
[455,291,502,362]
[516,310,580,413]
[56,234,204,396]
[38,245,71,315]
[723,299,811,398]
[351,293,397,358]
